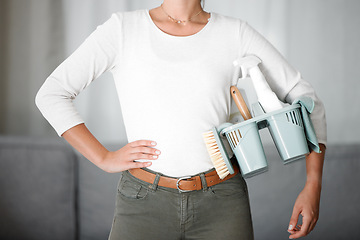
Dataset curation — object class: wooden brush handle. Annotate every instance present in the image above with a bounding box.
[230,86,252,120]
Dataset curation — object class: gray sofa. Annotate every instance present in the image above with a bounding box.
[1,135,359,240]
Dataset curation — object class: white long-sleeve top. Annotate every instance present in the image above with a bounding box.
[36,9,327,177]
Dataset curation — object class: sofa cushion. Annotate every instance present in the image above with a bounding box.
[77,144,122,240]
[0,136,78,240]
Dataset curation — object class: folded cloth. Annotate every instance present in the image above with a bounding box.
[292,96,321,153]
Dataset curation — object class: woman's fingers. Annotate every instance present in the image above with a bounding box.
[128,161,152,169]
[126,140,161,161]
[130,146,161,156]
[131,152,159,160]
[308,218,318,233]
[99,140,160,173]
[288,206,301,233]
[289,215,311,239]
[287,224,301,234]
[129,140,157,147]
[129,147,161,160]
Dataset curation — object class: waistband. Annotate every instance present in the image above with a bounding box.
[128,165,239,193]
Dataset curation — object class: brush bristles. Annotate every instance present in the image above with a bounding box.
[203,130,230,179]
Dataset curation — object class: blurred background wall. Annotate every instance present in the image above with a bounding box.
[0,0,359,145]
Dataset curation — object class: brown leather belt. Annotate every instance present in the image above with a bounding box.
[128,166,239,192]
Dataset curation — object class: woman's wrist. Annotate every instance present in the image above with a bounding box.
[97,150,113,172]
[305,178,322,190]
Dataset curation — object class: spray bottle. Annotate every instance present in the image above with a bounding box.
[233,56,283,113]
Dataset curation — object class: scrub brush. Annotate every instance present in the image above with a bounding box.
[203,127,234,179]
[203,86,252,179]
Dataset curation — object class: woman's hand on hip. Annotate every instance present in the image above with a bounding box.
[99,140,161,173]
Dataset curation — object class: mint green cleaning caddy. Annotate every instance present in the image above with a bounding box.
[217,102,309,178]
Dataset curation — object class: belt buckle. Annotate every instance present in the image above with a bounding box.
[176,176,192,193]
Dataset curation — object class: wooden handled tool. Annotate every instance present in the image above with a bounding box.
[230,86,252,120]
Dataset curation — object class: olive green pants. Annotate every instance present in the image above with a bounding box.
[108,168,254,240]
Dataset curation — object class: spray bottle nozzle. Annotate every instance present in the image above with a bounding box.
[233,55,262,79]
[232,55,283,113]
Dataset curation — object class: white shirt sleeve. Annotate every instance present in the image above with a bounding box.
[35,13,121,137]
[239,22,327,145]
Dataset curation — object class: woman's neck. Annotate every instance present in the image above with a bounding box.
[161,0,203,21]
[149,0,209,36]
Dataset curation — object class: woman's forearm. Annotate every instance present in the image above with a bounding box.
[61,123,109,168]
[305,143,326,187]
